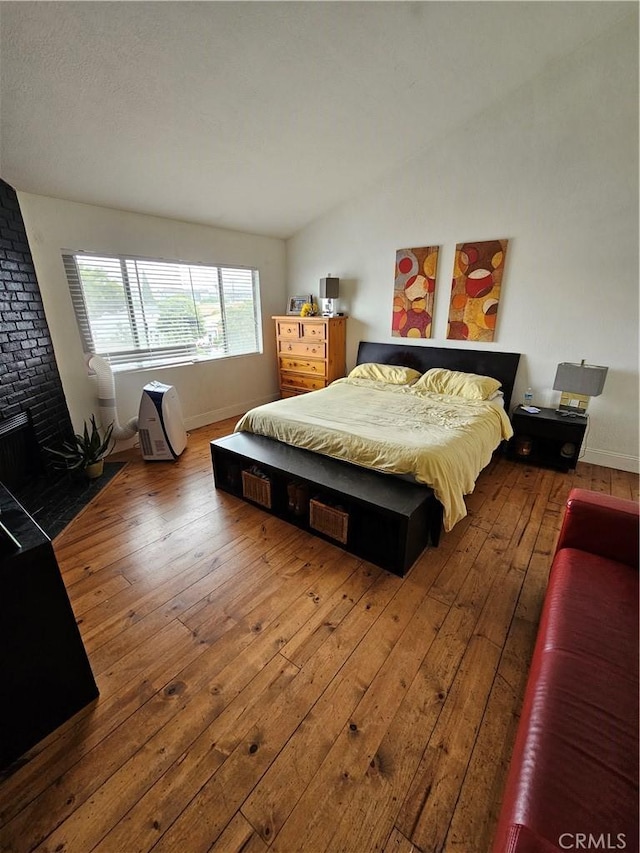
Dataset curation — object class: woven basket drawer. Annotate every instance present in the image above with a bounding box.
[241,470,272,508]
[309,499,348,544]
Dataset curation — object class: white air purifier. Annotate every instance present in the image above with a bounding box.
[138,381,187,461]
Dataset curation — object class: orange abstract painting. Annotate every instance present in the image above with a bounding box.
[447,239,508,342]
[392,246,439,338]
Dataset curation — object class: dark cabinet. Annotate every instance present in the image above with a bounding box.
[211,433,442,577]
[0,484,98,770]
[507,406,588,471]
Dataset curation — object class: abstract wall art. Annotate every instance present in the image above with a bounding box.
[447,239,508,342]
[392,246,439,338]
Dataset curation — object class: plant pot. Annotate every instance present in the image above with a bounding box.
[84,460,104,480]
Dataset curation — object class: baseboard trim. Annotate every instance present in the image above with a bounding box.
[582,447,639,474]
[183,394,279,432]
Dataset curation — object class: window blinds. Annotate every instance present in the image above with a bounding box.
[63,252,262,371]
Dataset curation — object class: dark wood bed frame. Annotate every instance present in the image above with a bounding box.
[210,342,521,576]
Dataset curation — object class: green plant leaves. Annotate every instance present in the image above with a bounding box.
[45,415,115,470]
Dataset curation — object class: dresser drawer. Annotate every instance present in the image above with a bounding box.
[279,357,325,376]
[301,322,327,341]
[278,340,326,359]
[280,372,327,392]
[277,320,302,339]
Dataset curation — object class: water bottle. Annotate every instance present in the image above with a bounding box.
[523,387,534,407]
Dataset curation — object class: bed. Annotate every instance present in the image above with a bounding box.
[235,342,520,531]
[211,341,520,574]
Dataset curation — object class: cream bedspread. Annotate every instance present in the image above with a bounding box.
[234,378,513,531]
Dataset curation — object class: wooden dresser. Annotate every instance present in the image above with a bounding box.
[273,315,347,397]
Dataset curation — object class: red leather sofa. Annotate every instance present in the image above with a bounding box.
[492,488,639,853]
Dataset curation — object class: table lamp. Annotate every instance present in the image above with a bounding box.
[553,360,608,416]
[319,275,340,317]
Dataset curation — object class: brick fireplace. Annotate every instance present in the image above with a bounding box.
[0,179,74,490]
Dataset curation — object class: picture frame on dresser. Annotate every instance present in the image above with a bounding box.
[287,296,308,315]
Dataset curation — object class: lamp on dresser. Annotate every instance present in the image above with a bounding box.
[319,275,340,317]
[553,360,608,416]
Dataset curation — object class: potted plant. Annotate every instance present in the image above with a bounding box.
[46,415,114,479]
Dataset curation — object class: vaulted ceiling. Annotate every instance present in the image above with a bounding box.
[0,2,628,239]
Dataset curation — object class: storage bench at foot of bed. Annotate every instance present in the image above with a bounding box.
[210,432,442,577]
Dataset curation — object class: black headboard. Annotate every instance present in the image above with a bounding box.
[356,342,521,411]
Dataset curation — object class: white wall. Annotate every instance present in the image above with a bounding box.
[287,14,639,473]
[18,195,285,447]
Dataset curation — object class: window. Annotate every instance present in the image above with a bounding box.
[62,252,262,371]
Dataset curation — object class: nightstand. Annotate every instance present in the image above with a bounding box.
[506,406,588,471]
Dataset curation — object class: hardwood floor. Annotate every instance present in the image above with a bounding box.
[0,419,637,853]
